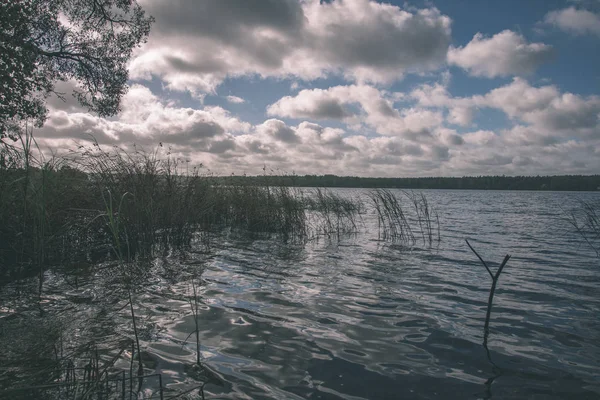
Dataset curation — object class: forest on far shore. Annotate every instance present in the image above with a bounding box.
[217,174,600,191]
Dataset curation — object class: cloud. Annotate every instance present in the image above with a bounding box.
[544,7,600,36]
[257,119,300,143]
[299,0,451,83]
[447,107,474,126]
[130,0,452,94]
[447,30,553,78]
[267,89,353,120]
[411,77,600,138]
[36,88,600,177]
[437,128,465,146]
[520,93,600,135]
[268,85,443,137]
[37,85,251,154]
[477,77,559,118]
[226,95,245,104]
[476,79,600,137]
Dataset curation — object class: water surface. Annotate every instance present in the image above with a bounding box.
[2,189,599,399]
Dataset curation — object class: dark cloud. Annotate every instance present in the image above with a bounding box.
[131,1,453,92]
[260,119,300,143]
[310,6,451,72]
[187,121,225,139]
[146,0,305,39]
[472,154,513,166]
[309,99,351,120]
[209,139,236,154]
[446,133,465,146]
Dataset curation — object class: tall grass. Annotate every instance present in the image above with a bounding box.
[0,128,88,287]
[406,191,441,245]
[304,188,363,238]
[0,141,316,282]
[368,189,440,247]
[569,200,600,257]
[78,142,214,260]
[214,184,308,239]
[1,138,441,285]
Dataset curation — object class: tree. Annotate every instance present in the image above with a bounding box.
[0,0,153,140]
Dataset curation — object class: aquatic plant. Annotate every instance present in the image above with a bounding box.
[368,188,414,243]
[568,200,600,257]
[188,279,203,367]
[216,183,308,238]
[405,190,440,245]
[0,127,87,290]
[304,187,363,237]
[78,142,213,259]
[367,189,440,246]
[0,137,440,287]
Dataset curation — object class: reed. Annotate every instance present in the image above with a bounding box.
[568,200,600,257]
[98,188,145,386]
[216,183,307,238]
[0,128,87,289]
[304,188,363,237]
[367,189,440,247]
[1,136,444,285]
[405,190,441,245]
[368,189,414,243]
[77,142,213,260]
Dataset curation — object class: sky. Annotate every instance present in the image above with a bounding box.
[39,0,600,177]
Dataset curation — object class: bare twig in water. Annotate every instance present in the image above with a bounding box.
[567,200,600,257]
[465,239,511,346]
[128,290,144,381]
[190,279,202,367]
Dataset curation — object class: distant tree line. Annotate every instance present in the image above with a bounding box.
[215,174,600,191]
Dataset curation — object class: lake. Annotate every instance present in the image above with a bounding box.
[1,189,599,399]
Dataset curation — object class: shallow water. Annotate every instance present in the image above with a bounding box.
[2,189,600,399]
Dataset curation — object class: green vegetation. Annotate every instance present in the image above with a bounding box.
[218,174,600,191]
[0,139,448,287]
[368,189,440,246]
[569,200,600,257]
[0,141,341,284]
[304,187,363,238]
[0,0,153,139]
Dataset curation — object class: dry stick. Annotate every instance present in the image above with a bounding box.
[127,289,144,392]
[465,239,511,346]
[129,341,134,400]
[191,279,201,366]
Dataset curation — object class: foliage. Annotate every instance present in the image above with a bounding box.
[216,174,600,191]
[1,142,447,284]
[0,0,153,139]
[569,200,600,257]
[368,189,440,246]
[304,187,363,237]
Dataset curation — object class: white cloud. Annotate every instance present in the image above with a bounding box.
[36,85,600,177]
[256,119,300,143]
[267,88,354,120]
[475,79,600,137]
[447,30,553,78]
[38,85,251,153]
[267,85,443,137]
[299,0,451,83]
[545,7,600,36]
[477,78,559,118]
[412,77,600,137]
[447,107,474,126]
[130,0,452,95]
[226,95,245,104]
